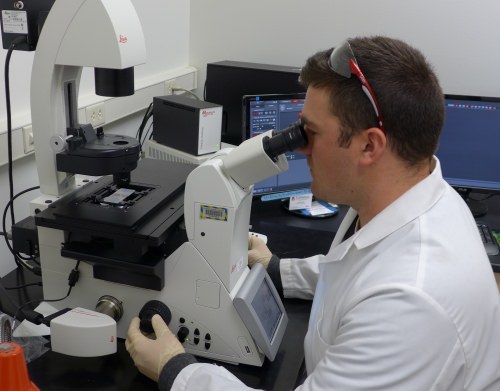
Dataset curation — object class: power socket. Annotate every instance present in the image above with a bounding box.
[85,102,106,127]
[22,125,34,154]
[165,79,176,95]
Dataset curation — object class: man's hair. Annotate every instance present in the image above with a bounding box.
[299,36,444,166]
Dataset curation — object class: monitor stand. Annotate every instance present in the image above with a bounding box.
[457,188,488,218]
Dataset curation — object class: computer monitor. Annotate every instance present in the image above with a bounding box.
[242,93,312,197]
[435,94,500,216]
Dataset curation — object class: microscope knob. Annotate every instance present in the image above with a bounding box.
[138,300,172,335]
[177,326,190,343]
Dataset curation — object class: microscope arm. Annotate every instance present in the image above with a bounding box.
[31,0,146,196]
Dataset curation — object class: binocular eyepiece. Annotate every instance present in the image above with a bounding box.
[262,121,308,161]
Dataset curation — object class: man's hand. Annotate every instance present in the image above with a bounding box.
[248,235,272,268]
[125,314,185,382]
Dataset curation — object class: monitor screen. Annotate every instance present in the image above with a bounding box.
[242,93,312,196]
[436,95,500,194]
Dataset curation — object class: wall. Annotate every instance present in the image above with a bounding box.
[3,0,500,276]
[0,0,191,277]
[189,0,500,98]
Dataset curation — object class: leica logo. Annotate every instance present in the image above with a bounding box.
[201,110,216,117]
[119,35,128,43]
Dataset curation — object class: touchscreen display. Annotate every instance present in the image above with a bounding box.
[251,278,282,341]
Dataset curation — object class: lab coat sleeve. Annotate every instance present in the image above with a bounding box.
[170,363,258,391]
[280,254,322,300]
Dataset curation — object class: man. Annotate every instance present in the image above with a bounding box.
[126,36,500,390]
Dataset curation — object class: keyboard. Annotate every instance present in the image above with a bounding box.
[477,222,500,256]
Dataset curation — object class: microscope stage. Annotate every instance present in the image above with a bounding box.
[35,159,195,245]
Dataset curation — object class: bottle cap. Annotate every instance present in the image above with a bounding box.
[0,342,40,391]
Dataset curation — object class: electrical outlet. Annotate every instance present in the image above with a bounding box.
[86,102,106,127]
[22,125,34,154]
[165,79,176,95]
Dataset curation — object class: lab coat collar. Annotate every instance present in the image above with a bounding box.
[324,157,447,262]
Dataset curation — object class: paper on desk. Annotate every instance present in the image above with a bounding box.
[12,302,57,337]
[308,201,337,216]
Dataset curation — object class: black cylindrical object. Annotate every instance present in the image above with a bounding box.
[263,121,308,160]
[139,300,172,334]
[95,67,135,97]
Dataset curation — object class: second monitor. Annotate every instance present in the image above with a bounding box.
[242,93,311,197]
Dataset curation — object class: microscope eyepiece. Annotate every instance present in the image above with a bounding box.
[263,121,308,161]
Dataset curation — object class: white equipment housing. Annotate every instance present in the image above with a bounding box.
[31,0,293,365]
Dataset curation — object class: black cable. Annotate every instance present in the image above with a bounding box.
[4,36,27,226]
[140,119,154,148]
[4,281,42,290]
[2,186,40,273]
[11,260,80,330]
[136,102,153,141]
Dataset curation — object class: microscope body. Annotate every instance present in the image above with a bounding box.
[38,138,288,365]
[28,0,304,363]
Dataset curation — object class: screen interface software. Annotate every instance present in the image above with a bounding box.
[436,95,500,192]
[246,94,312,195]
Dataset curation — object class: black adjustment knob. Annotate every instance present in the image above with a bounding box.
[177,326,190,343]
[139,300,172,334]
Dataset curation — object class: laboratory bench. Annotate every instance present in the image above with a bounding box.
[1,195,500,390]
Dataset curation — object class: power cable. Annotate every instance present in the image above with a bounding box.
[2,186,40,274]
[4,36,27,226]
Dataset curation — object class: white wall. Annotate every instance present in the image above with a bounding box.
[3,0,500,276]
[0,0,191,277]
[189,0,500,97]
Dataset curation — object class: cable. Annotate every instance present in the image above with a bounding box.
[3,282,42,290]
[4,36,27,226]
[136,102,153,142]
[11,260,80,330]
[140,121,154,148]
[172,87,201,100]
[2,186,40,274]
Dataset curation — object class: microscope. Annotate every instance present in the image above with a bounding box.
[25,0,308,366]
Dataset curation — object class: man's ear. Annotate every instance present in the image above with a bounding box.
[358,127,387,166]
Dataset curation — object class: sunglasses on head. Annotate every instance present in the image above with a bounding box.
[328,40,385,131]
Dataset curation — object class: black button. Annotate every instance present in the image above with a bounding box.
[177,326,189,343]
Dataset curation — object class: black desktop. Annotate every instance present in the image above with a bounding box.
[205,60,304,146]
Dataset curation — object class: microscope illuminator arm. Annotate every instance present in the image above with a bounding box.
[30,0,146,196]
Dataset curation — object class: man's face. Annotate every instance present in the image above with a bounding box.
[298,86,356,204]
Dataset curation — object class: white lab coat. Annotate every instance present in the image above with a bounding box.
[171,158,500,390]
